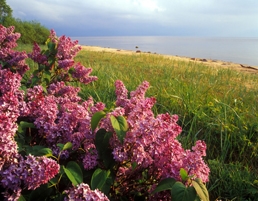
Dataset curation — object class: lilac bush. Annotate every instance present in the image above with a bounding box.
[0,24,210,201]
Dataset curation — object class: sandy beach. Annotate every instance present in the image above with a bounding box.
[81,45,258,74]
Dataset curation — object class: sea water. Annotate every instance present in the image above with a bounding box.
[71,36,258,66]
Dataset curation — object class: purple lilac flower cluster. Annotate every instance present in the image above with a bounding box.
[0,71,60,200]
[0,154,59,199]
[0,25,29,76]
[64,183,110,201]
[28,42,48,66]
[0,69,21,170]
[26,81,105,165]
[111,80,210,183]
[0,26,60,200]
[28,29,98,84]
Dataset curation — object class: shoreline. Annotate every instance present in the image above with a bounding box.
[80,45,258,74]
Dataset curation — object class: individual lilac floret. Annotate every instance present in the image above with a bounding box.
[65,183,110,201]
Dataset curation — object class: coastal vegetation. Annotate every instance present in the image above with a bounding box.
[1,7,258,199]
[74,50,258,200]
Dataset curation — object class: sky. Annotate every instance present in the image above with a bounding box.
[6,0,258,37]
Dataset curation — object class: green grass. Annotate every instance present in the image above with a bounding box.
[22,45,258,200]
[75,50,258,161]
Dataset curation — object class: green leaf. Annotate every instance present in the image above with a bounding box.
[171,182,196,201]
[91,168,112,195]
[49,176,59,186]
[57,142,73,152]
[131,162,137,170]
[39,64,45,71]
[42,86,48,94]
[29,184,53,201]
[57,143,64,151]
[95,129,115,168]
[26,145,53,157]
[31,76,40,86]
[192,178,209,201]
[18,195,26,201]
[47,41,56,51]
[110,115,128,143]
[62,142,73,151]
[187,186,198,200]
[19,121,36,129]
[180,168,189,182]
[152,178,177,194]
[91,111,106,131]
[63,161,83,186]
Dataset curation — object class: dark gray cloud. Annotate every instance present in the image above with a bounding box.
[6,0,258,37]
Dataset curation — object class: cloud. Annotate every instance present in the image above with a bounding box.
[6,0,258,37]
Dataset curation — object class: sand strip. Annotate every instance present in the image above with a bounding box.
[81,45,258,74]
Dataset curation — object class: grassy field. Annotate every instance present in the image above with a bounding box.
[20,44,258,200]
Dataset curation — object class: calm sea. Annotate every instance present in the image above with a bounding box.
[72,36,258,66]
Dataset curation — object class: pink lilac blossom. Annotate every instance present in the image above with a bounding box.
[72,63,98,84]
[28,42,49,65]
[112,80,210,183]
[0,69,22,170]
[1,156,24,192]
[56,35,81,60]
[82,141,98,170]
[22,155,60,190]
[48,29,59,44]
[0,156,23,200]
[47,81,81,103]
[181,140,210,182]
[1,154,59,199]
[26,81,105,152]
[0,68,21,95]
[0,114,19,170]
[64,183,110,201]
[0,25,29,76]
[0,157,23,201]
[0,25,20,50]
[58,59,75,70]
